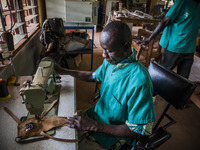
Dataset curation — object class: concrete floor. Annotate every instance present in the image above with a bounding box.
[70,30,200,150]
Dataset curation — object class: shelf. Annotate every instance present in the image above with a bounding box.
[27,23,39,33]
[0,22,25,32]
[2,6,37,15]
[25,14,38,22]
[23,5,37,11]
[13,34,26,45]
[2,9,23,16]
[64,26,94,70]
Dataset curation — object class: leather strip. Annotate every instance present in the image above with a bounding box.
[40,99,58,119]
[4,107,21,124]
[40,131,78,142]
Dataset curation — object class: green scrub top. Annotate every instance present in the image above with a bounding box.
[159,0,200,53]
[87,59,156,149]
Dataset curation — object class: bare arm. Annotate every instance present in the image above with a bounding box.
[67,115,143,139]
[136,17,171,45]
[55,64,94,82]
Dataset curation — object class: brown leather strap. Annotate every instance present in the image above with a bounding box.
[15,136,49,144]
[40,99,58,119]
[4,107,21,124]
[40,131,78,142]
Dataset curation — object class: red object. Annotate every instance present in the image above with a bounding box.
[65,29,76,33]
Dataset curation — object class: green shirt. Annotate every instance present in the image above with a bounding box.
[159,0,200,53]
[87,52,156,149]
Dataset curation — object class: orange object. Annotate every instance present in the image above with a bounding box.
[196,36,200,47]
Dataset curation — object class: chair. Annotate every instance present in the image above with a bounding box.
[132,29,162,67]
[132,61,197,150]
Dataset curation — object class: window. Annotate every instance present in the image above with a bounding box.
[0,0,39,50]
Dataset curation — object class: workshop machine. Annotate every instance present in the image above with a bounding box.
[19,57,60,119]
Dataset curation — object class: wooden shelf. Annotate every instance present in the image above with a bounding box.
[0,22,25,32]
[27,23,39,33]
[2,9,23,16]
[23,5,37,11]
[13,34,26,45]
[25,14,38,22]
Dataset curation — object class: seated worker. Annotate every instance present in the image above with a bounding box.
[56,21,156,150]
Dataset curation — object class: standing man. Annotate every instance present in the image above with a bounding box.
[136,0,200,79]
[57,21,156,149]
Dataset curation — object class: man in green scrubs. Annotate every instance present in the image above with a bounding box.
[137,0,200,79]
[57,21,156,149]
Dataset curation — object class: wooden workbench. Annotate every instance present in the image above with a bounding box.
[0,75,77,150]
[114,16,161,24]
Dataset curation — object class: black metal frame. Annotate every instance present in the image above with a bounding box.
[64,26,94,70]
[153,103,176,130]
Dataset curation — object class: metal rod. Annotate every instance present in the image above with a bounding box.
[154,103,171,130]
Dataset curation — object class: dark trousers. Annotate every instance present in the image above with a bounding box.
[162,48,194,79]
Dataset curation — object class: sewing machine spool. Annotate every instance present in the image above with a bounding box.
[0,41,10,59]
[0,78,11,100]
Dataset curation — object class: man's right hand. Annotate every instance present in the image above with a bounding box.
[55,62,66,71]
[136,39,151,46]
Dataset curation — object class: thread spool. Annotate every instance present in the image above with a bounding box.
[119,2,123,12]
[0,78,11,100]
[1,31,15,52]
[0,41,9,59]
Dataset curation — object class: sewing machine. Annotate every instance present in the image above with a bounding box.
[19,57,60,118]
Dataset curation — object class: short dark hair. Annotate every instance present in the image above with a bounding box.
[102,21,132,45]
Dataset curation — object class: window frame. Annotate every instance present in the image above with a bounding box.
[0,0,39,53]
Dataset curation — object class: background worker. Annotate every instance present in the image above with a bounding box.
[136,0,200,79]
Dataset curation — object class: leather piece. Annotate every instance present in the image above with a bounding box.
[4,99,77,143]
[148,61,197,109]
[17,116,68,139]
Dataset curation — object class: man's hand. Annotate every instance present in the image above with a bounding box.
[67,115,99,132]
[55,62,65,70]
[67,115,143,139]
[136,39,150,46]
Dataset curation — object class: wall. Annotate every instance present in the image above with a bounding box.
[0,29,43,81]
